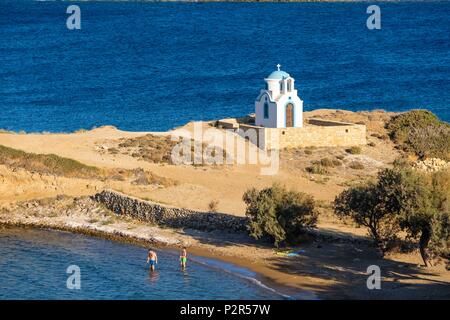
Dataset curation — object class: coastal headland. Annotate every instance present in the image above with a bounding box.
[1,108,449,299]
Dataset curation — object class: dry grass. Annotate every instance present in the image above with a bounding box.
[345,146,362,155]
[114,133,227,165]
[0,144,176,187]
[307,109,394,136]
[0,144,100,178]
[208,200,219,213]
[115,134,176,164]
[312,157,342,168]
[349,161,365,170]
[105,167,177,187]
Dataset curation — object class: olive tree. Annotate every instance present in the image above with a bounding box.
[333,171,400,252]
[335,167,450,266]
[243,184,318,247]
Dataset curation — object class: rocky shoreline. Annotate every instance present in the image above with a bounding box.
[0,192,374,299]
[0,196,184,246]
[92,189,373,245]
[0,195,305,298]
[2,192,449,299]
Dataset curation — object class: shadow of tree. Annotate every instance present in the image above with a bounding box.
[176,227,450,299]
[175,227,273,249]
[266,241,450,299]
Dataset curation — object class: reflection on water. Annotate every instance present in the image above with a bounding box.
[148,270,160,284]
[0,227,282,300]
[181,268,190,286]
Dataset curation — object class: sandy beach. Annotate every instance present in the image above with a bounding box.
[1,195,449,300]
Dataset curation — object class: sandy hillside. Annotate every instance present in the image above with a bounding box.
[1,109,449,299]
[0,109,399,218]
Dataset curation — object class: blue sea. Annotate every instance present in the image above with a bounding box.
[0,1,449,132]
[0,227,284,299]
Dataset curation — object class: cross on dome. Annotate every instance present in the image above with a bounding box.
[276,64,281,71]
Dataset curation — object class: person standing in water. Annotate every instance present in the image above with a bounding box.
[147,249,158,271]
[180,247,187,269]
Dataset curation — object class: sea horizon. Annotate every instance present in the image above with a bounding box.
[0,0,449,306]
[1,1,449,132]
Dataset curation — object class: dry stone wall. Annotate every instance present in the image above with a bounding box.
[93,190,247,233]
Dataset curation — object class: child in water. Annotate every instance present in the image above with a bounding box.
[180,247,187,269]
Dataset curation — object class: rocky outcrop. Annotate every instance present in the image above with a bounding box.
[413,158,450,172]
[92,190,247,233]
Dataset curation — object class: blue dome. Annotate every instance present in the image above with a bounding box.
[267,70,290,80]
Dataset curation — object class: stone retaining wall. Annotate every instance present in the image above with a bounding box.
[237,118,366,150]
[92,190,247,233]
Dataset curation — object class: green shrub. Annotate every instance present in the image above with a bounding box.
[430,210,450,261]
[345,146,362,154]
[312,158,342,168]
[243,184,318,246]
[334,167,450,265]
[108,147,119,155]
[318,158,334,167]
[334,177,399,250]
[349,161,364,170]
[392,157,412,169]
[386,110,450,160]
[407,125,450,161]
[390,169,449,266]
[387,110,441,144]
[306,164,329,175]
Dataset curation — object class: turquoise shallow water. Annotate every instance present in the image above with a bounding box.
[0,1,449,133]
[0,227,283,299]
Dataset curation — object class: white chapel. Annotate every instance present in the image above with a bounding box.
[255,65,303,128]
